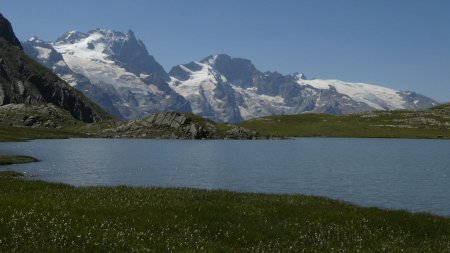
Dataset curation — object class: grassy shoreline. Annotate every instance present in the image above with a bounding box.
[0,172,449,252]
[0,125,91,142]
[0,104,449,141]
[240,111,450,140]
[1,124,450,142]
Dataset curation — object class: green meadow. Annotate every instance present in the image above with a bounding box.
[0,172,449,252]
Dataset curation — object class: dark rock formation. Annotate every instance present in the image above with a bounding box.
[225,127,256,140]
[104,112,218,139]
[103,112,257,140]
[0,13,22,50]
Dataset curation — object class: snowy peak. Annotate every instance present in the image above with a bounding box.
[54,29,140,56]
[168,54,438,122]
[55,29,133,46]
[200,54,236,65]
[28,36,44,43]
[54,29,132,57]
[170,61,229,88]
[293,73,307,80]
[54,28,170,82]
[295,78,438,110]
[169,60,242,123]
[24,29,191,120]
[54,30,88,44]
[200,54,259,88]
[53,28,169,82]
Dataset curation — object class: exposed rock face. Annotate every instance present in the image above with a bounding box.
[104,112,218,139]
[0,13,111,123]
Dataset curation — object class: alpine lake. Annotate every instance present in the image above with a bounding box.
[1,138,449,217]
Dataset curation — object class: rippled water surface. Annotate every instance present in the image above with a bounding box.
[1,138,449,216]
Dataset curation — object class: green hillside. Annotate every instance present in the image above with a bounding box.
[240,104,450,139]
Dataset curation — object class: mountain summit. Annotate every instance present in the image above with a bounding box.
[24,29,191,120]
[0,13,110,123]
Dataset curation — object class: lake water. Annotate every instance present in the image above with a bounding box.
[1,138,449,216]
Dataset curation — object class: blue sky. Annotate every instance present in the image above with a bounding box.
[2,0,450,101]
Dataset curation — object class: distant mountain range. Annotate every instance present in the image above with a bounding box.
[23,29,438,123]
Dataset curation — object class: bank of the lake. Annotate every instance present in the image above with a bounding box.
[1,103,450,141]
[0,172,449,252]
[0,155,38,165]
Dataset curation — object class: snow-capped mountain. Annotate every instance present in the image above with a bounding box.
[24,30,438,123]
[23,29,190,119]
[294,75,435,111]
[169,54,437,122]
[0,13,110,123]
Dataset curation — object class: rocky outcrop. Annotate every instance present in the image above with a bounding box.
[0,13,111,123]
[225,127,256,140]
[103,112,258,140]
[104,112,219,139]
